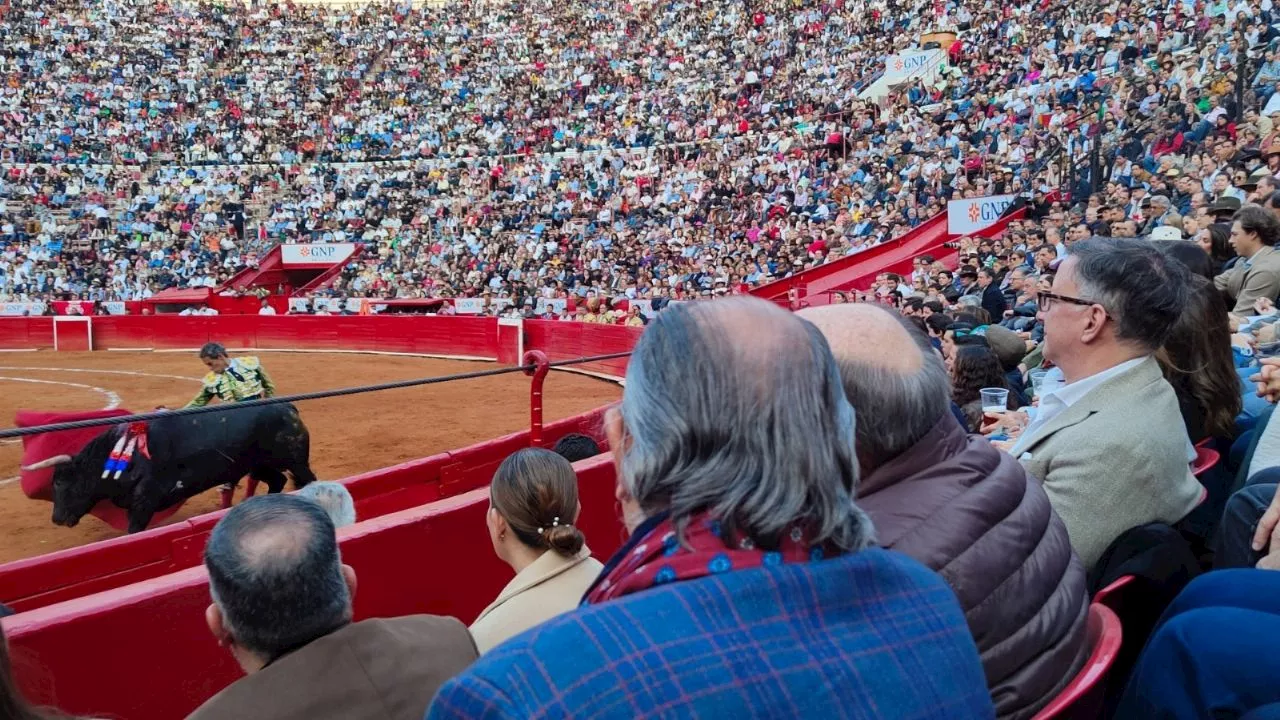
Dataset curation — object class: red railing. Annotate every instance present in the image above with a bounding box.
[752,206,1030,309]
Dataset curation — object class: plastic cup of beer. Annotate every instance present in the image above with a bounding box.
[980,387,1010,414]
[1029,370,1049,398]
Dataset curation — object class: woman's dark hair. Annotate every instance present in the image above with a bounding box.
[2,625,82,720]
[199,342,228,360]
[1156,274,1242,440]
[490,448,585,557]
[1201,223,1236,264]
[951,345,1016,409]
[1155,240,1215,280]
[1234,204,1280,247]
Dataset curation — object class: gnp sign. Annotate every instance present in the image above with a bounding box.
[947,194,1015,236]
[883,50,940,84]
[280,243,357,267]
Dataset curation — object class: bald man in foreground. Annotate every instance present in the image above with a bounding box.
[799,303,1088,720]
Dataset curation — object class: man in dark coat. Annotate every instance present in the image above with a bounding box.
[801,303,1090,720]
[977,267,1008,321]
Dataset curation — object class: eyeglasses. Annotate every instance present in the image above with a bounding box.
[1038,290,1109,317]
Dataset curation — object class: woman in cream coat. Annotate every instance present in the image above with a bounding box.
[470,448,604,654]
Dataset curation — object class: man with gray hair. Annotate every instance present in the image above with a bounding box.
[1141,194,1182,235]
[800,303,1088,719]
[428,297,994,720]
[190,494,476,720]
[296,481,357,529]
[995,237,1201,569]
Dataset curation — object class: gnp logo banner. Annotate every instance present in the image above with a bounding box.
[883,50,940,83]
[947,194,1015,235]
[280,243,357,266]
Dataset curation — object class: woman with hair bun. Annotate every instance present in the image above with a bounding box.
[470,448,603,653]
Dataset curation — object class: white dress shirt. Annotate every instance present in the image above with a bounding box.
[1011,357,1147,456]
[1011,356,1197,461]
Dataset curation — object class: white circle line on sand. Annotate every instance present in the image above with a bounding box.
[0,376,121,411]
[0,367,202,383]
[0,375,123,445]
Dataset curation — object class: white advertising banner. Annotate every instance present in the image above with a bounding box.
[288,298,311,313]
[883,50,940,84]
[101,301,127,315]
[279,243,357,267]
[947,194,1016,236]
[535,298,568,315]
[0,302,44,316]
[453,298,485,315]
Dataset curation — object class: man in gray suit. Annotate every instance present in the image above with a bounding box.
[1005,238,1202,570]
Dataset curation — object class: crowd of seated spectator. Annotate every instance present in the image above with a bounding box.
[14,0,1280,714]
[0,0,1264,312]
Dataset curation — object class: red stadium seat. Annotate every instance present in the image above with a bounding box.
[1092,575,1134,608]
[1031,604,1124,720]
[1191,446,1220,477]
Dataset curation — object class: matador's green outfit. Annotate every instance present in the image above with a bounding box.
[186,356,276,407]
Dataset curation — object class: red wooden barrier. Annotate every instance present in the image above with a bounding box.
[0,409,611,613]
[750,214,949,302]
[79,315,504,358]
[523,320,639,378]
[2,456,626,720]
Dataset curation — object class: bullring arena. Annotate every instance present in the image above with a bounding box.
[0,349,620,563]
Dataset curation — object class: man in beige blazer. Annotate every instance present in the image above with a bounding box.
[1214,204,1280,316]
[1006,239,1202,570]
[188,495,477,720]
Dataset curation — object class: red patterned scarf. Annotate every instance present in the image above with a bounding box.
[582,511,838,605]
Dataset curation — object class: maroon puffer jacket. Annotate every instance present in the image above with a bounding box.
[858,413,1089,720]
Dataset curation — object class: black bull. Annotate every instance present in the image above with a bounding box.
[26,403,316,533]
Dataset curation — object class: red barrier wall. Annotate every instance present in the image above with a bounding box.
[2,455,627,720]
[0,407,611,613]
[0,316,53,348]
[750,214,949,302]
[0,316,622,612]
[81,315,503,358]
[524,320,640,378]
[758,207,1031,309]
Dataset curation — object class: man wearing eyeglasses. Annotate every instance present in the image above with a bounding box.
[995,238,1203,571]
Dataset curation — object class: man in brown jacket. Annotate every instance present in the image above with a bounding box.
[800,303,1089,720]
[187,494,477,720]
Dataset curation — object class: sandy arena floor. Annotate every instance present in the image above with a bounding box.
[0,351,620,564]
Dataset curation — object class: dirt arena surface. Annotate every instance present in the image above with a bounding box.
[0,351,620,564]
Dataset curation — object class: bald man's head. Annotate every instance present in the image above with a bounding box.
[799,304,926,376]
[798,303,951,474]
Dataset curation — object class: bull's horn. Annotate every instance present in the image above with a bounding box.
[21,454,72,471]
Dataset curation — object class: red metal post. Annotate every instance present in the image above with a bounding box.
[522,350,550,447]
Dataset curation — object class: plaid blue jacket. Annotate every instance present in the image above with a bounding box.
[427,548,995,719]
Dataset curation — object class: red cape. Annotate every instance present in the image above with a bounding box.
[17,409,185,532]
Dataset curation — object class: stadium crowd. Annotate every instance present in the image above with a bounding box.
[0,0,1264,310]
[11,0,1280,714]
